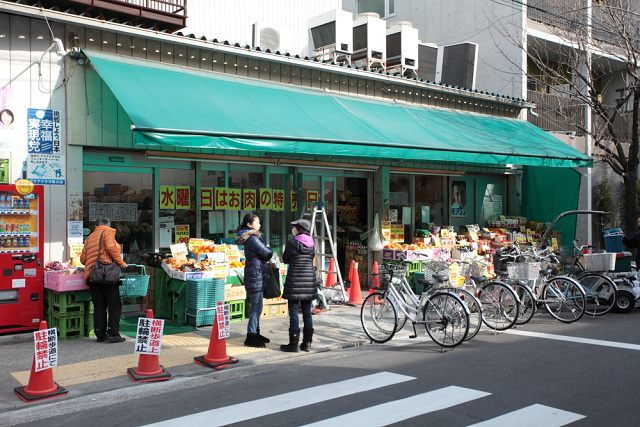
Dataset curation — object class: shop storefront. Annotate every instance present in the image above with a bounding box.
[69,47,590,287]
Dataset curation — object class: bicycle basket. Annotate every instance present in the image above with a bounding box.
[460,259,487,279]
[506,262,540,280]
[423,260,450,282]
[376,263,406,289]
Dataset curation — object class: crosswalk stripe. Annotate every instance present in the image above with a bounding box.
[468,403,585,426]
[505,329,640,351]
[303,386,491,427]
[143,371,415,427]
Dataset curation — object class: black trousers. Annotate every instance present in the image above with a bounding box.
[89,282,122,337]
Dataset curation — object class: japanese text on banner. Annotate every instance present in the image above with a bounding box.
[216,304,230,340]
[33,328,58,372]
[134,318,165,355]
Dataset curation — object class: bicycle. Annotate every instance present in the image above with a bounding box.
[496,246,586,323]
[361,257,470,348]
[415,259,483,341]
[421,258,519,332]
[562,240,618,316]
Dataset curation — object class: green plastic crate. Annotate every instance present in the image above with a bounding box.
[185,307,216,327]
[45,289,85,316]
[47,312,84,340]
[84,301,95,337]
[75,289,92,302]
[229,300,245,323]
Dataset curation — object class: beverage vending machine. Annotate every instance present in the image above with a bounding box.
[0,183,45,334]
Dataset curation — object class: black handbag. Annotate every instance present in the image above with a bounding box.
[89,231,121,284]
[264,261,282,299]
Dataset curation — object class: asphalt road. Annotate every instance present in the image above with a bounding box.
[3,310,640,426]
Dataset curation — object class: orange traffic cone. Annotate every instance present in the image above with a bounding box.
[325,258,337,287]
[347,262,364,305]
[127,310,171,382]
[347,260,355,285]
[14,321,68,402]
[194,301,239,370]
[369,261,380,295]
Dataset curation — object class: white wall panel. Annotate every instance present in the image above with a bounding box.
[0,12,69,262]
[183,0,344,56]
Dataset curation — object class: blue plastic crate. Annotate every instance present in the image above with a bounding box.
[604,234,624,253]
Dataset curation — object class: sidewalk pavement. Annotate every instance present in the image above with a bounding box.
[0,302,369,414]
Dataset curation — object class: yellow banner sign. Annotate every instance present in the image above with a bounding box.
[160,186,175,209]
[176,186,190,209]
[259,188,273,209]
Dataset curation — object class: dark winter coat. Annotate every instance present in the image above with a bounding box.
[623,231,640,267]
[282,233,317,301]
[235,228,273,295]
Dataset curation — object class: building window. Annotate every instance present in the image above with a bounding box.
[358,0,395,18]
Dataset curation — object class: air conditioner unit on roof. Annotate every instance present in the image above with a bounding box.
[437,42,478,90]
[386,21,418,78]
[252,22,281,52]
[309,9,353,64]
[418,42,438,82]
[352,12,386,71]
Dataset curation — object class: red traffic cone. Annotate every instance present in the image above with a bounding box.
[194,301,239,370]
[325,258,337,287]
[127,310,171,382]
[347,260,355,285]
[369,261,380,295]
[347,262,364,306]
[14,321,68,402]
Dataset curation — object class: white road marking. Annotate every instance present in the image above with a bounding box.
[505,329,640,351]
[143,371,415,427]
[468,404,585,426]
[303,386,491,427]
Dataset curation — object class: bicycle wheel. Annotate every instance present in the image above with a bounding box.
[442,287,482,341]
[395,287,410,331]
[542,276,585,323]
[511,281,536,325]
[478,281,519,330]
[361,292,398,343]
[422,291,469,348]
[576,272,617,316]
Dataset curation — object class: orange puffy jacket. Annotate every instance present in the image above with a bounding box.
[80,225,126,283]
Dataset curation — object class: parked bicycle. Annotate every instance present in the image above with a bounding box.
[361,256,470,348]
[495,246,586,323]
[562,240,618,316]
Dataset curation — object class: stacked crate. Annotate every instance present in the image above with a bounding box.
[224,283,247,323]
[44,289,86,340]
[185,278,225,327]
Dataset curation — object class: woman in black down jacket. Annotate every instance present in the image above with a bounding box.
[235,213,273,348]
[280,219,317,352]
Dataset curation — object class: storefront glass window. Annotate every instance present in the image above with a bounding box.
[83,171,153,262]
[389,174,410,242]
[415,175,445,228]
[200,169,226,241]
[159,168,195,247]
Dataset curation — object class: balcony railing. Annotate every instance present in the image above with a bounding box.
[527,0,620,46]
[527,90,632,143]
[23,0,187,32]
[526,90,584,134]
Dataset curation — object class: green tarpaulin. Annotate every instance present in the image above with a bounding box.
[83,49,592,168]
[523,166,581,247]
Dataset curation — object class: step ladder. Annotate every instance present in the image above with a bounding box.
[303,202,347,301]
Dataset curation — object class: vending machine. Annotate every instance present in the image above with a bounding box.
[0,183,45,334]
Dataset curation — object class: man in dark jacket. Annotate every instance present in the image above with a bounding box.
[280,219,317,352]
[622,216,640,267]
[235,214,273,348]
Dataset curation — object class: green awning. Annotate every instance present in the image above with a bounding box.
[83,49,592,168]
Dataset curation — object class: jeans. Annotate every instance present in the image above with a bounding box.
[89,281,122,337]
[247,291,264,334]
[288,300,313,331]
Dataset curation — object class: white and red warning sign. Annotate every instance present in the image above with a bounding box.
[216,303,230,340]
[34,327,58,372]
[134,318,165,355]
